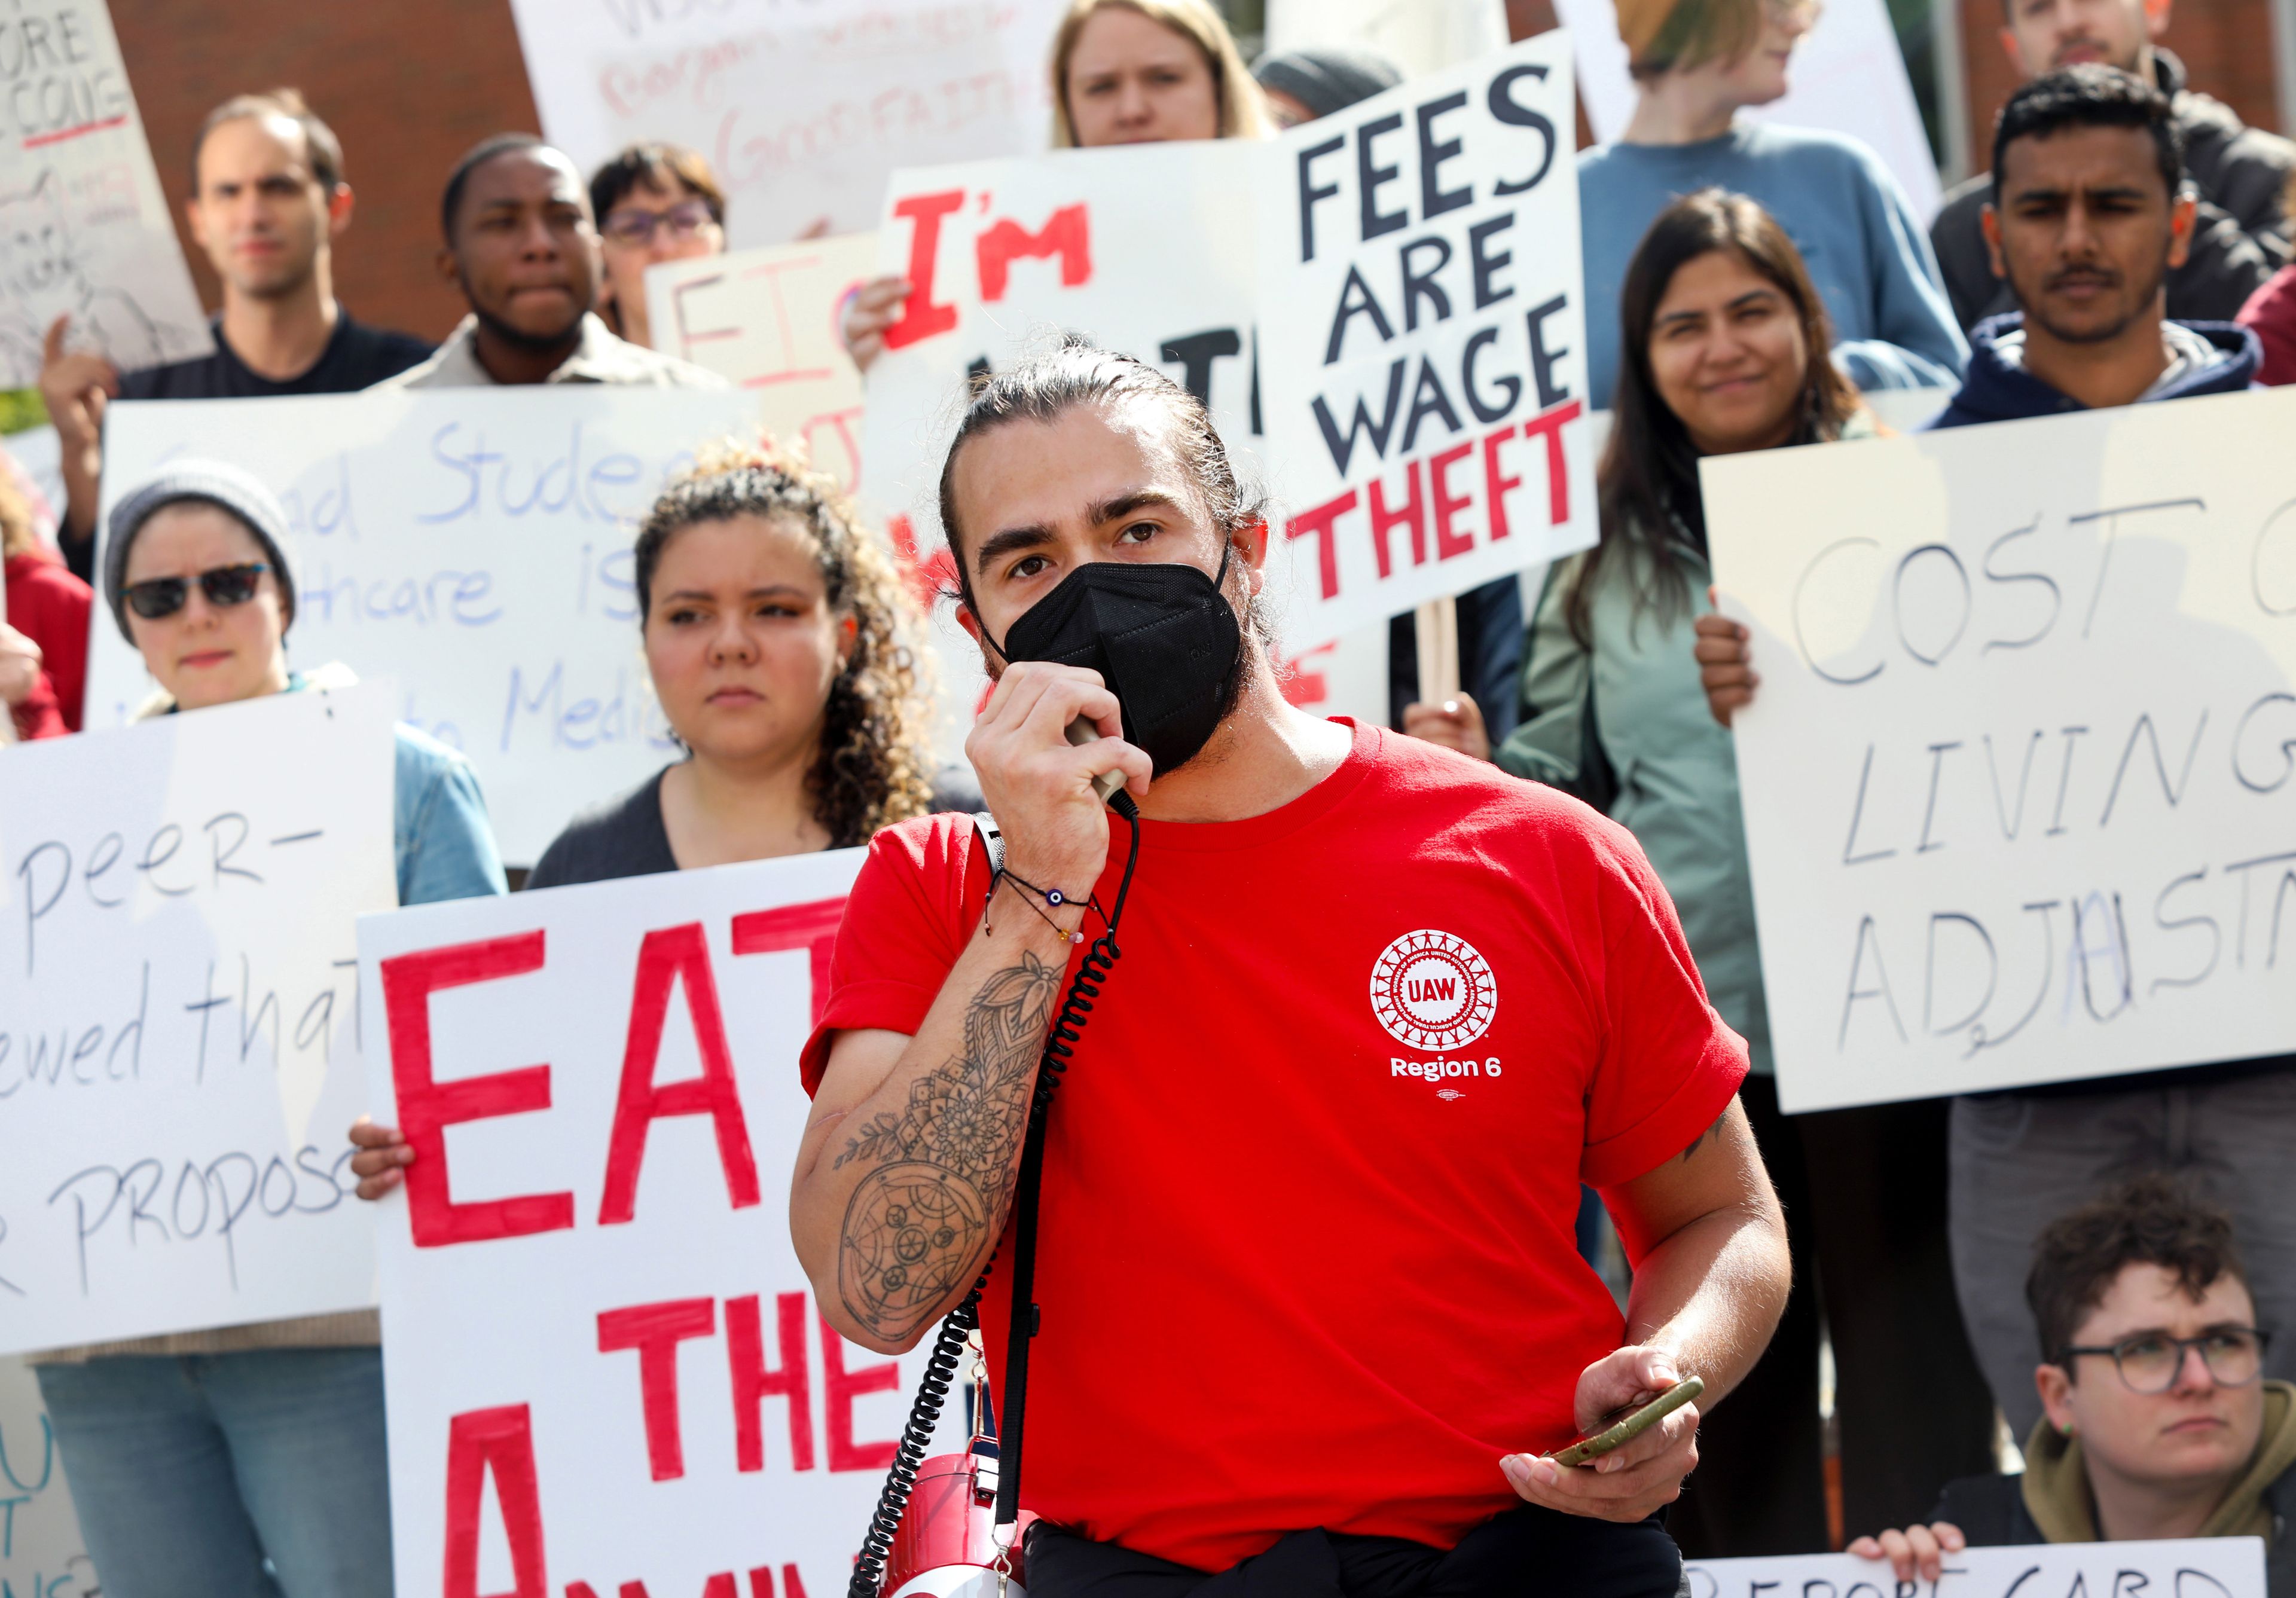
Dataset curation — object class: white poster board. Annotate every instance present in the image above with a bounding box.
[645,235,874,491]
[0,1358,94,1598]
[862,140,1262,545]
[0,684,394,1353]
[81,387,773,866]
[0,0,210,384]
[1686,1539,2267,1598]
[1706,388,2296,1113]
[1555,0,1942,217]
[1258,31,1596,650]
[508,0,1064,248]
[362,851,958,1598]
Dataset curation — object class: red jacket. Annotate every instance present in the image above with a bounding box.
[2239,264,2296,387]
[5,548,91,739]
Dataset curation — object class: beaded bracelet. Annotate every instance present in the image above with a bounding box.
[984,869,1088,945]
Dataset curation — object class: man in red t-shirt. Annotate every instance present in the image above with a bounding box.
[792,347,1790,1596]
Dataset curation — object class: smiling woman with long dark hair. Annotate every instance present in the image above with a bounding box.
[1422,188,1998,1558]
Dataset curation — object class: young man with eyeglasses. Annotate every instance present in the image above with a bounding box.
[1854,1177,2296,1593]
[375,136,723,390]
[588,143,729,353]
[38,90,434,584]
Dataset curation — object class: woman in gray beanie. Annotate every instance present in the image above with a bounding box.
[32,460,505,1598]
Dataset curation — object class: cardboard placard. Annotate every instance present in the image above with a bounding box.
[1257,30,1598,649]
[81,387,775,866]
[0,0,210,384]
[360,851,959,1598]
[1686,1539,2266,1598]
[0,1357,94,1598]
[643,234,874,491]
[0,684,395,1354]
[860,140,1261,545]
[1706,388,2296,1111]
[508,0,1064,248]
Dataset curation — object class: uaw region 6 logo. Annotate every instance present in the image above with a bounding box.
[1370,929,1497,1050]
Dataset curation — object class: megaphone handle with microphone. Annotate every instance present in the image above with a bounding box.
[1067,718,1126,803]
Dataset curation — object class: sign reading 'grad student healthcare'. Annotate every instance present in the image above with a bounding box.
[1257,29,1596,649]
[83,387,767,865]
[0,684,395,1355]
[361,852,958,1598]
[1707,387,2296,1113]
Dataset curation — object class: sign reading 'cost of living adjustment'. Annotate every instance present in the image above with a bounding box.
[1709,388,2296,1113]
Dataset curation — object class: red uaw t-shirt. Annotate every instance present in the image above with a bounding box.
[801,722,1746,1570]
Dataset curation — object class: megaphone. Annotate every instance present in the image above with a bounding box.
[883,1448,1034,1597]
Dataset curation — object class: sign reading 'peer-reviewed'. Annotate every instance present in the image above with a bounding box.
[0,684,395,1354]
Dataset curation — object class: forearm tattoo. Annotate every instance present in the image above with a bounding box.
[832,949,1063,1340]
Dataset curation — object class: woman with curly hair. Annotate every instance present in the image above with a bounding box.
[529,434,955,881]
[350,436,962,1199]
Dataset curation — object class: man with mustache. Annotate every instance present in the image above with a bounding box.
[375,135,720,390]
[1929,65,2261,429]
[1929,0,2292,335]
[792,346,1792,1597]
[1700,68,2284,1453]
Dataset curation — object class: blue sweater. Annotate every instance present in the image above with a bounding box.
[1577,123,1967,410]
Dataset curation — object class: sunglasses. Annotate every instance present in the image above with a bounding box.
[600,200,716,246]
[123,563,271,621]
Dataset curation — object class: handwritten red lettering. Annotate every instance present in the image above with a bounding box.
[381,933,573,1248]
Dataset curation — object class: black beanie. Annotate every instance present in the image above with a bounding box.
[1251,47,1403,121]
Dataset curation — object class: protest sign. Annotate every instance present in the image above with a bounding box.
[1257,30,1598,650]
[0,1358,93,1598]
[645,234,874,490]
[0,0,210,385]
[862,140,1260,539]
[509,0,1063,248]
[80,387,774,866]
[361,851,957,1598]
[1706,387,2296,1113]
[1554,0,1942,215]
[1685,1539,2267,1598]
[0,683,393,1354]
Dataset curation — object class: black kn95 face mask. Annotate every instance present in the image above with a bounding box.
[985,543,1244,779]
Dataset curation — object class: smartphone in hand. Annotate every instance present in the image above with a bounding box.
[1541,1376,1703,1469]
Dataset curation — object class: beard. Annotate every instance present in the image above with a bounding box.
[2017,250,2170,346]
[460,271,588,353]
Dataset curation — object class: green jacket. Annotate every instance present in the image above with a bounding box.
[1495,530,1771,1074]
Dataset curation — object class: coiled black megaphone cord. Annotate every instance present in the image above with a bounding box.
[847,792,1140,1597]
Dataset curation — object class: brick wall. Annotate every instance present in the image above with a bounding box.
[1959,0,2283,176]
[110,0,541,344]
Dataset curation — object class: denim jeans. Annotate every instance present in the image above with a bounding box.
[33,1348,391,1598]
